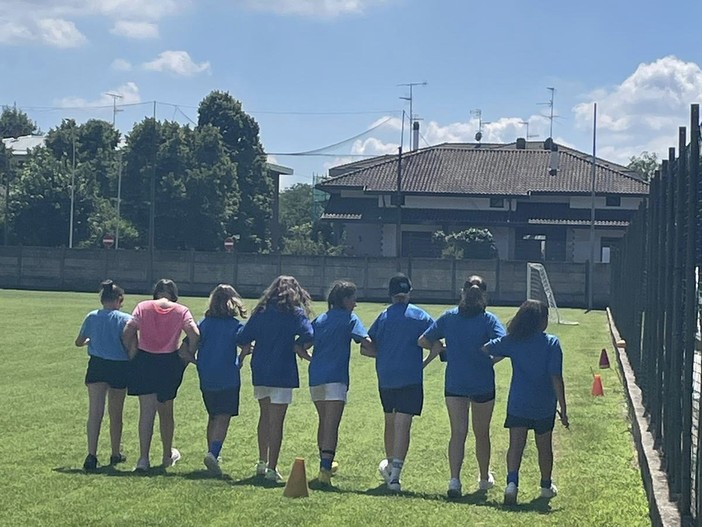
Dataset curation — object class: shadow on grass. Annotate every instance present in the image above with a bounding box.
[501,497,559,515]
[53,465,180,478]
[227,475,285,488]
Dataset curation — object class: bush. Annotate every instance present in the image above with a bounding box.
[432,228,498,259]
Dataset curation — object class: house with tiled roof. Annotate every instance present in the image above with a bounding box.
[316,140,649,262]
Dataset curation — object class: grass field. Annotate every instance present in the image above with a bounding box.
[0,289,649,526]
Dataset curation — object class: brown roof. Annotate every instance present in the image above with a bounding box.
[318,145,649,197]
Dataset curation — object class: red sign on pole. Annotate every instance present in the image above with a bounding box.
[224,236,235,252]
[103,234,115,249]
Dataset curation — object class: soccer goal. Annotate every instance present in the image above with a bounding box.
[526,262,579,325]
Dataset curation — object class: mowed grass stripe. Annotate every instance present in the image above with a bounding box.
[0,289,648,526]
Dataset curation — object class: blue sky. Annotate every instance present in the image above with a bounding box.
[1,0,701,187]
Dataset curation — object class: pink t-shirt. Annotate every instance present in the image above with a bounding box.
[128,300,195,353]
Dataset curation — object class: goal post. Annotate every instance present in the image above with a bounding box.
[526,262,579,325]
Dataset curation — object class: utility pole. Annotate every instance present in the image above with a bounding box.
[69,132,76,248]
[398,82,427,150]
[106,92,123,127]
[588,103,597,310]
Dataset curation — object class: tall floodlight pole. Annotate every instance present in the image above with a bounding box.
[106,92,123,127]
[69,132,76,248]
[588,103,597,310]
[398,81,427,150]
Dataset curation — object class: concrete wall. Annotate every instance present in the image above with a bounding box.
[0,246,611,307]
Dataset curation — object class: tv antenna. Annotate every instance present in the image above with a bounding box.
[105,92,123,127]
[398,81,427,150]
[519,120,539,140]
[537,87,558,139]
[470,109,490,142]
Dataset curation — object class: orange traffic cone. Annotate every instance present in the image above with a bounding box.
[592,374,604,396]
[599,348,610,369]
[283,458,309,498]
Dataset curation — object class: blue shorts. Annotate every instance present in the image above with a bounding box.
[379,384,423,416]
[202,387,240,417]
[504,413,555,435]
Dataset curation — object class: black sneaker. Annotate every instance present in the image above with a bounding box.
[83,454,98,471]
[110,453,127,465]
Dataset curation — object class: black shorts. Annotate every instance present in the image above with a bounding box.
[504,413,556,435]
[202,387,240,417]
[379,384,423,416]
[85,356,130,390]
[128,350,187,403]
[444,390,495,403]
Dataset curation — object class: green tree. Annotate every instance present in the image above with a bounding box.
[282,222,348,256]
[627,151,659,181]
[197,91,272,252]
[432,228,498,259]
[0,105,38,138]
[279,183,313,235]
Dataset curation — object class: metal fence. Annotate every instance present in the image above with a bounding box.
[610,104,701,524]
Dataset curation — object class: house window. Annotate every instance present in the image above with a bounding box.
[605,196,621,207]
[489,197,505,208]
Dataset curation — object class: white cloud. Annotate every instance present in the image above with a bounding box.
[143,50,211,76]
[110,20,159,39]
[37,18,87,47]
[573,56,702,163]
[242,0,391,17]
[110,58,133,71]
[0,0,185,47]
[58,81,141,108]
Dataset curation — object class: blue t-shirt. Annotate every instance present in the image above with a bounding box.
[485,332,563,419]
[238,306,314,388]
[308,308,368,387]
[79,309,132,361]
[422,309,505,396]
[196,316,244,391]
[368,302,434,389]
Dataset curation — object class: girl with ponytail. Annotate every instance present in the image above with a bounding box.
[418,275,506,498]
[75,279,132,471]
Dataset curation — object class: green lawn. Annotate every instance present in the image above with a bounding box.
[0,289,649,526]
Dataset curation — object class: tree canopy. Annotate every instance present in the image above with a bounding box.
[0,105,38,139]
[627,151,659,181]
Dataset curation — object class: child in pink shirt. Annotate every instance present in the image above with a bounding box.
[123,278,199,472]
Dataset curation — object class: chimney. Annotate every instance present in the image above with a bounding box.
[412,121,420,151]
[516,137,526,150]
[549,144,559,176]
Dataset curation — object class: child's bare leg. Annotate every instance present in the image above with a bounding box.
[445,397,469,480]
[157,399,175,463]
[107,388,126,456]
[257,398,270,464]
[534,431,554,482]
[383,412,395,461]
[266,403,288,470]
[87,383,108,456]
[471,399,495,481]
[506,427,528,485]
[137,394,158,462]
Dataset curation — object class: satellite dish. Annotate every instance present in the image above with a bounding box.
[474,131,482,142]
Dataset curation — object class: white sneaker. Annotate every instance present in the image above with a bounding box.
[447,478,462,498]
[204,452,222,476]
[378,459,392,483]
[264,468,284,483]
[255,460,267,476]
[134,457,150,472]
[164,448,181,467]
[387,479,401,492]
[504,482,518,505]
[478,472,495,490]
[540,484,558,499]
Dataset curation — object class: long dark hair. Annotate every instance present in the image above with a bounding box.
[327,280,357,310]
[99,279,124,304]
[206,284,248,319]
[507,299,549,340]
[254,275,313,316]
[153,278,178,301]
[458,275,487,317]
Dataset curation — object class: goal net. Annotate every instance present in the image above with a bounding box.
[526,262,579,325]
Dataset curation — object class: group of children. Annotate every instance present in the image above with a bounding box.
[75,272,568,504]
